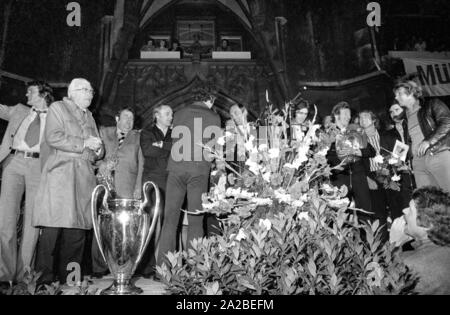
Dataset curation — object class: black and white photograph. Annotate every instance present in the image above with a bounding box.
[0,0,450,299]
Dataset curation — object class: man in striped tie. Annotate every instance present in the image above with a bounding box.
[91,107,144,278]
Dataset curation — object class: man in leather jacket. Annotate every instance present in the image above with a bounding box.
[394,80,450,192]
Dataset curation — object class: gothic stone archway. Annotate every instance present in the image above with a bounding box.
[111,59,267,128]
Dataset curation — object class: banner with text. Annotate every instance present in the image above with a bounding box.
[402,58,450,97]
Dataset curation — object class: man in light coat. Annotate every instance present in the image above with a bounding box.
[0,81,53,284]
[91,107,144,277]
[33,78,103,284]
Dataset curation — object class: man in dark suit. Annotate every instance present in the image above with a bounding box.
[91,107,144,277]
[0,81,53,284]
[157,85,221,268]
[382,103,415,220]
[138,104,173,277]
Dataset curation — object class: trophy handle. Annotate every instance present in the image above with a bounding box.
[136,181,161,263]
[91,184,110,264]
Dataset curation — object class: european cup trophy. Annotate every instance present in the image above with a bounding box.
[91,181,161,295]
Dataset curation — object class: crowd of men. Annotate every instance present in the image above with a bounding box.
[0,77,450,287]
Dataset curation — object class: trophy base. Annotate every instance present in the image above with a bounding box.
[101,280,143,295]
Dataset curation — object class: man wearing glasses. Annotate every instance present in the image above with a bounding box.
[33,78,104,285]
[0,81,53,286]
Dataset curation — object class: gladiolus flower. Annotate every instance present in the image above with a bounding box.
[373,155,384,164]
[268,148,280,159]
[259,219,272,231]
[236,229,247,241]
[391,174,401,182]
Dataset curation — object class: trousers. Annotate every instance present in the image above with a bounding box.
[0,155,41,282]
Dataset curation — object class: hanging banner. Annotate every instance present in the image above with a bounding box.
[402,58,450,97]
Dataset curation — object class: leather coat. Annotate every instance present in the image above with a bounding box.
[417,98,450,154]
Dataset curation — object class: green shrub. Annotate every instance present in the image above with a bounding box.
[158,201,417,295]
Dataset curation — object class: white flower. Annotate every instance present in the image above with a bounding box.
[246,160,261,175]
[388,157,398,165]
[297,212,310,221]
[258,144,268,151]
[268,148,280,159]
[274,189,291,204]
[317,147,329,156]
[259,219,272,231]
[236,229,247,241]
[226,187,240,197]
[322,184,334,193]
[217,136,226,146]
[253,198,273,206]
[391,174,401,182]
[328,198,350,209]
[262,172,271,183]
[292,199,305,208]
[373,155,384,164]
[202,201,219,210]
[244,141,254,152]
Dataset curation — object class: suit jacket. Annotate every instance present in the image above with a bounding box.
[33,98,103,230]
[141,124,172,180]
[99,126,144,199]
[417,98,450,154]
[0,103,50,169]
[167,102,221,175]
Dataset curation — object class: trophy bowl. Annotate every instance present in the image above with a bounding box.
[91,182,161,295]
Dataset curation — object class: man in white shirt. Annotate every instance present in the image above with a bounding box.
[0,81,53,284]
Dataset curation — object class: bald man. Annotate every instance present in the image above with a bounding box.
[33,78,104,284]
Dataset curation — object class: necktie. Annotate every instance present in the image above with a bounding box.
[24,110,45,148]
[118,132,125,147]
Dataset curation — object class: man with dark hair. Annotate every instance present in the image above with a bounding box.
[390,186,450,294]
[0,81,53,284]
[394,80,450,192]
[157,85,221,269]
[98,107,143,199]
[382,102,415,219]
[91,107,144,278]
[326,101,375,214]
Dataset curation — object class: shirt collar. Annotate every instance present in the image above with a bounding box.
[30,107,48,114]
[117,128,127,137]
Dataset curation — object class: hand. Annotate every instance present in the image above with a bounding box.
[216,159,226,171]
[85,136,102,151]
[417,140,431,157]
[98,163,108,176]
[152,141,163,148]
[133,190,141,200]
[367,176,378,190]
[352,149,362,157]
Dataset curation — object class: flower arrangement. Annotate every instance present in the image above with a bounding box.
[335,124,367,164]
[157,96,416,295]
[373,148,411,191]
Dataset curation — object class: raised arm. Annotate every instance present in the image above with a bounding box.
[0,103,15,122]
